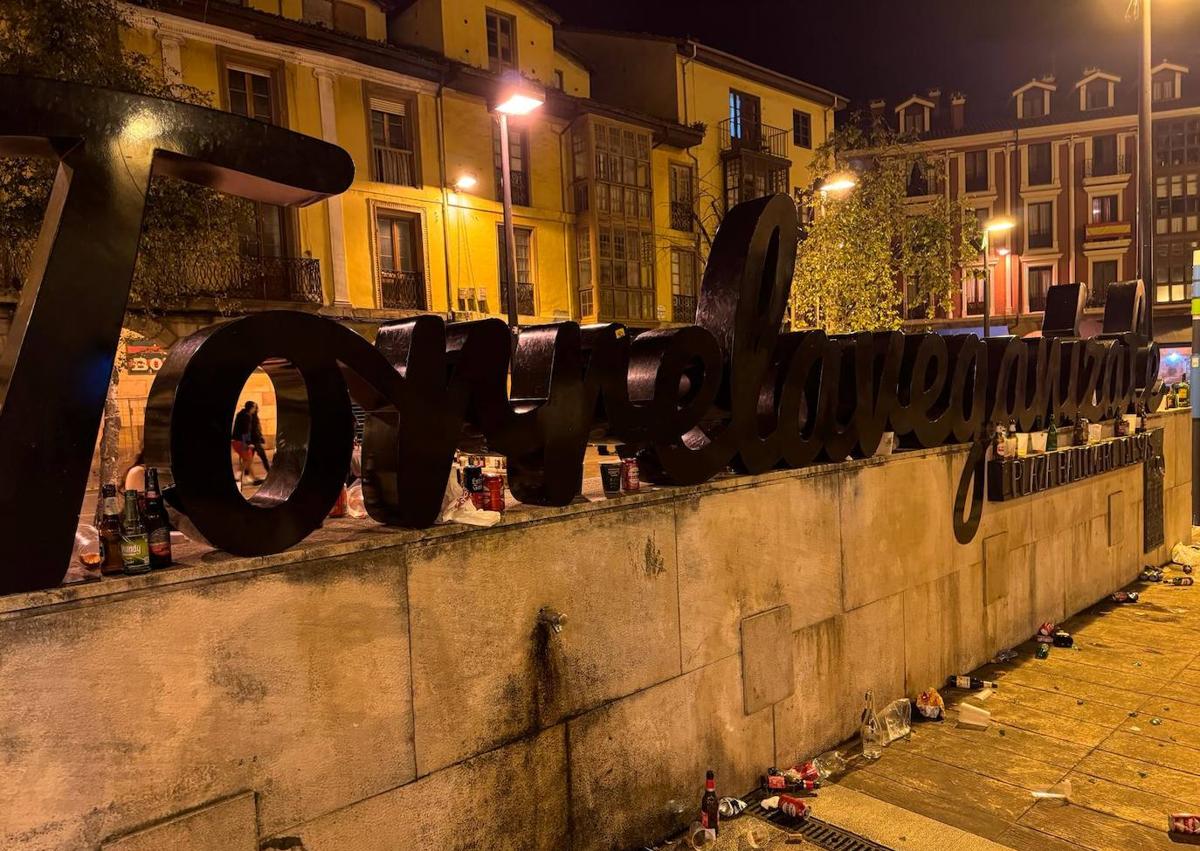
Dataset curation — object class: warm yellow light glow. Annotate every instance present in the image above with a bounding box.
[983,215,1016,233]
[494,92,544,116]
[819,172,857,193]
[121,111,162,143]
[453,173,478,191]
[996,246,1011,257]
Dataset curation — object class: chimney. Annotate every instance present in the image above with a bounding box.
[926,88,943,127]
[869,98,886,122]
[951,93,966,130]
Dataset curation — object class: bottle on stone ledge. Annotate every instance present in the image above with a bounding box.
[119,489,150,575]
[143,467,172,569]
[1046,418,1058,452]
[700,769,719,835]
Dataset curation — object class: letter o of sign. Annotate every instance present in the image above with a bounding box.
[145,312,355,556]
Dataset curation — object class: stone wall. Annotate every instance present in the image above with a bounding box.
[0,411,1191,851]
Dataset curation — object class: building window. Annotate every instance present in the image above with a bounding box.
[498,226,535,316]
[1091,259,1118,306]
[1153,75,1177,102]
[369,100,418,186]
[726,156,788,210]
[485,9,516,74]
[376,211,424,309]
[1022,90,1046,119]
[576,228,592,315]
[596,225,654,321]
[1027,265,1053,310]
[1155,240,1195,303]
[225,64,287,260]
[1027,142,1052,185]
[729,89,761,143]
[1153,117,1200,168]
[1091,194,1118,223]
[902,109,924,134]
[1084,81,1109,111]
[1028,201,1053,248]
[671,248,697,321]
[792,110,811,148]
[669,163,694,232]
[964,150,988,192]
[1155,174,1200,235]
[301,0,367,37]
[492,119,530,206]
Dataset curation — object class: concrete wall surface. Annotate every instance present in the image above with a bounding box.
[0,411,1191,851]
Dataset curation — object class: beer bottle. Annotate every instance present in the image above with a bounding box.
[143,467,172,569]
[119,489,150,575]
[98,484,124,575]
[1046,418,1058,452]
[700,769,719,835]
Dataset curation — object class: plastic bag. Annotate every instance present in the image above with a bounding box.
[879,697,912,743]
[346,481,368,519]
[1172,542,1200,567]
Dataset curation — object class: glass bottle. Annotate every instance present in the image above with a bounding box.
[119,489,150,575]
[860,690,883,760]
[98,484,124,576]
[143,468,172,569]
[1046,418,1058,452]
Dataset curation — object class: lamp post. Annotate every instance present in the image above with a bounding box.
[1129,0,1155,339]
[980,215,1016,338]
[492,77,544,332]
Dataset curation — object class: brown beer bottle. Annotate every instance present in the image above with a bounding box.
[700,769,719,835]
[98,484,124,575]
[143,468,172,569]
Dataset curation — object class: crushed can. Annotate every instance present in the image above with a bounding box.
[764,769,787,791]
[778,794,809,819]
[483,472,505,512]
[1169,813,1200,835]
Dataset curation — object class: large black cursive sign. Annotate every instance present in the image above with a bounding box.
[0,78,1166,595]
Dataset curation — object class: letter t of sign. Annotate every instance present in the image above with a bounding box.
[0,77,352,594]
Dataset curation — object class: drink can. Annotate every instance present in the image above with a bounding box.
[600,462,622,496]
[621,457,640,492]
[779,794,809,819]
[464,463,485,508]
[1169,813,1200,835]
[483,473,504,512]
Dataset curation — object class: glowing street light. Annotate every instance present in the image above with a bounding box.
[492,76,545,330]
[452,173,478,192]
[819,172,857,194]
[979,215,1016,338]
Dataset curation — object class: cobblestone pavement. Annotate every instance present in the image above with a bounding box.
[824,562,1200,850]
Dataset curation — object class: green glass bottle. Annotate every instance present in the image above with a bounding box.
[119,489,150,575]
[1046,418,1058,452]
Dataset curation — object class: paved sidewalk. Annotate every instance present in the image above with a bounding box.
[826,564,1200,850]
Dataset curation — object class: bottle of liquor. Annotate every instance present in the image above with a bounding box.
[946,674,999,690]
[1114,410,1128,437]
[700,769,719,835]
[143,467,172,569]
[1180,377,1191,408]
[1137,403,1148,433]
[1073,417,1089,446]
[1046,418,1058,452]
[1168,385,1179,409]
[98,484,124,576]
[119,489,151,575]
[1005,418,1018,456]
[992,422,1007,458]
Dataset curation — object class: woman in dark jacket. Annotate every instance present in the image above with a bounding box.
[231,401,269,485]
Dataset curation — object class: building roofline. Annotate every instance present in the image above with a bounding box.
[384,0,561,24]
[1074,69,1121,88]
[557,25,847,108]
[1153,60,1190,74]
[894,95,934,112]
[1012,78,1057,96]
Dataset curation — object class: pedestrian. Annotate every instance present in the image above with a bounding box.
[231,401,269,486]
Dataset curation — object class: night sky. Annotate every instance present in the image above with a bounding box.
[544,0,1200,108]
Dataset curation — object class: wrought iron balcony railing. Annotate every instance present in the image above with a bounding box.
[718,118,789,159]
[500,280,535,316]
[1086,283,1109,308]
[965,299,985,316]
[494,168,530,206]
[372,146,418,187]
[381,269,425,310]
[1083,154,1130,179]
[221,256,324,304]
[672,293,697,322]
[669,200,693,232]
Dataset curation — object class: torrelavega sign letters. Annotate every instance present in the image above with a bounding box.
[0,78,1167,595]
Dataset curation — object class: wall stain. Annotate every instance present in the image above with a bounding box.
[640,536,666,578]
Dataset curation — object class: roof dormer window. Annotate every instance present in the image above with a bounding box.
[1152,62,1189,102]
[1077,70,1119,111]
[894,95,933,135]
[1013,78,1055,120]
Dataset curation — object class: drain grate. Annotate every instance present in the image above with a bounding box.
[742,788,891,851]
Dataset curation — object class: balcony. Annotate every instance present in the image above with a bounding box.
[905,301,929,320]
[672,293,697,322]
[501,280,535,316]
[372,146,418,187]
[1084,221,1132,242]
[226,256,323,304]
[1086,282,1110,308]
[380,269,425,310]
[1028,293,1048,312]
[965,300,985,316]
[718,118,789,160]
[669,200,693,232]
[1083,154,1130,179]
[495,168,530,207]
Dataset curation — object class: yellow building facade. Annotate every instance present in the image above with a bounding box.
[119,0,841,332]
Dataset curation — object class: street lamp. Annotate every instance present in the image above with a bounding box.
[980,215,1016,338]
[1128,0,1155,339]
[492,76,545,331]
[818,172,857,194]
